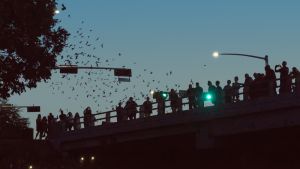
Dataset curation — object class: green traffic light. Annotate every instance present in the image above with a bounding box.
[203,92,213,101]
[160,92,169,100]
[206,94,212,100]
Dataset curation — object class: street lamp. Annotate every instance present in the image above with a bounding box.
[212,51,269,66]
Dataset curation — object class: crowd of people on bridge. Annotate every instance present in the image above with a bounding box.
[185,62,300,109]
[35,61,300,139]
[35,108,90,139]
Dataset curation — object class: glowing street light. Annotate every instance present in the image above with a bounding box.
[91,156,95,161]
[212,51,220,58]
[80,156,85,163]
[212,51,269,66]
[54,9,60,14]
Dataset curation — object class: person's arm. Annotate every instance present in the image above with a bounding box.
[275,65,281,72]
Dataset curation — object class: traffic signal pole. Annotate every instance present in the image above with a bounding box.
[54,65,132,82]
[54,65,132,76]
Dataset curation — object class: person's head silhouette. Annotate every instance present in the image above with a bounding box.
[282,61,287,67]
[227,80,231,85]
[208,81,212,86]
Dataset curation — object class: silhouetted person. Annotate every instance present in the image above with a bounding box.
[275,61,291,94]
[83,107,92,128]
[35,114,42,140]
[74,112,81,130]
[116,102,125,122]
[47,113,55,137]
[243,74,253,101]
[208,81,216,105]
[187,84,195,110]
[170,89,179,113]
[255,73,267,98]
[90,112,95,126]
[59,109,67,131]
[67,112,74,131]
[143,97,152,117]
[194,82,204,109]
[265,65,277,96]
[232,76,241,102]
[223,80,233,104]
[47,113,55,125]
[139,105,145,118]
[41,116,48,139]
[250,73,259,99]
[125,97,138,120]
[156,92,166,115]
[215,81,223,105]
[290,67,300,95]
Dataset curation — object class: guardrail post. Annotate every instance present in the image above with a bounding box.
[106,112,111,123]
[178,97,183,112]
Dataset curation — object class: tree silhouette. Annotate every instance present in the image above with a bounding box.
[0,99,29,138]
[0,0,69,99]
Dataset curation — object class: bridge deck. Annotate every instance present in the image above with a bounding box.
[52,94,300,151]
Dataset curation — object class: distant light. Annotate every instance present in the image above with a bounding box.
[203,92,213,101]
[91,156,95,161]
[29,165,33,169]
[161,92,169,100]
[54,9,60,14]
[206,94,212,100]
[80,157,84,161]
[150,90,155,95]
[212,51,220,58]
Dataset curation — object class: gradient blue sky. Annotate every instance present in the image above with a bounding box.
[9,0,300,128]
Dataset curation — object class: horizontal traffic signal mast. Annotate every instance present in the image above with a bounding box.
[54,65,132,82]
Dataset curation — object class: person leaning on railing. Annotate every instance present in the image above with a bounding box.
[74,112,81,130]
[194,82,204,109]
[290,67,300,95]
[169,89,179,113]
[116,102,125,122]
[83,107,92,128]
[125,97,138,120]
[223,80,233,103]
[186,84,195,110]
[243,74,253,101]
[275,61,291,94]
[143,97,153,117]
[265,65,277,97]
[156,91,166,115]
[215,80,224,105]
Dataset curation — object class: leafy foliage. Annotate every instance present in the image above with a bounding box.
[0,99,29,132]
[0,0,69,99]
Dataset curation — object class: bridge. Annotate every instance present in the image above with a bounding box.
[50,93,300,169]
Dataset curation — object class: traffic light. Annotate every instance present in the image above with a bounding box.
[203,92,214,102]
[59,66,78,74]
[152,91,169,100]
[114,68,132,77]
[160,91,169,100]
[27,106,40,112]
[118,77,130,82]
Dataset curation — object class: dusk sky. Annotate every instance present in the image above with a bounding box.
[9,0,300,128]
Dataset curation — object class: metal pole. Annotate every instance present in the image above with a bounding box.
[220,53,269,66]
[265,55,269,66]
[54,66,127,71]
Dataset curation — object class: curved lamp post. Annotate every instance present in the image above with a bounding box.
[212,51,269,66]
